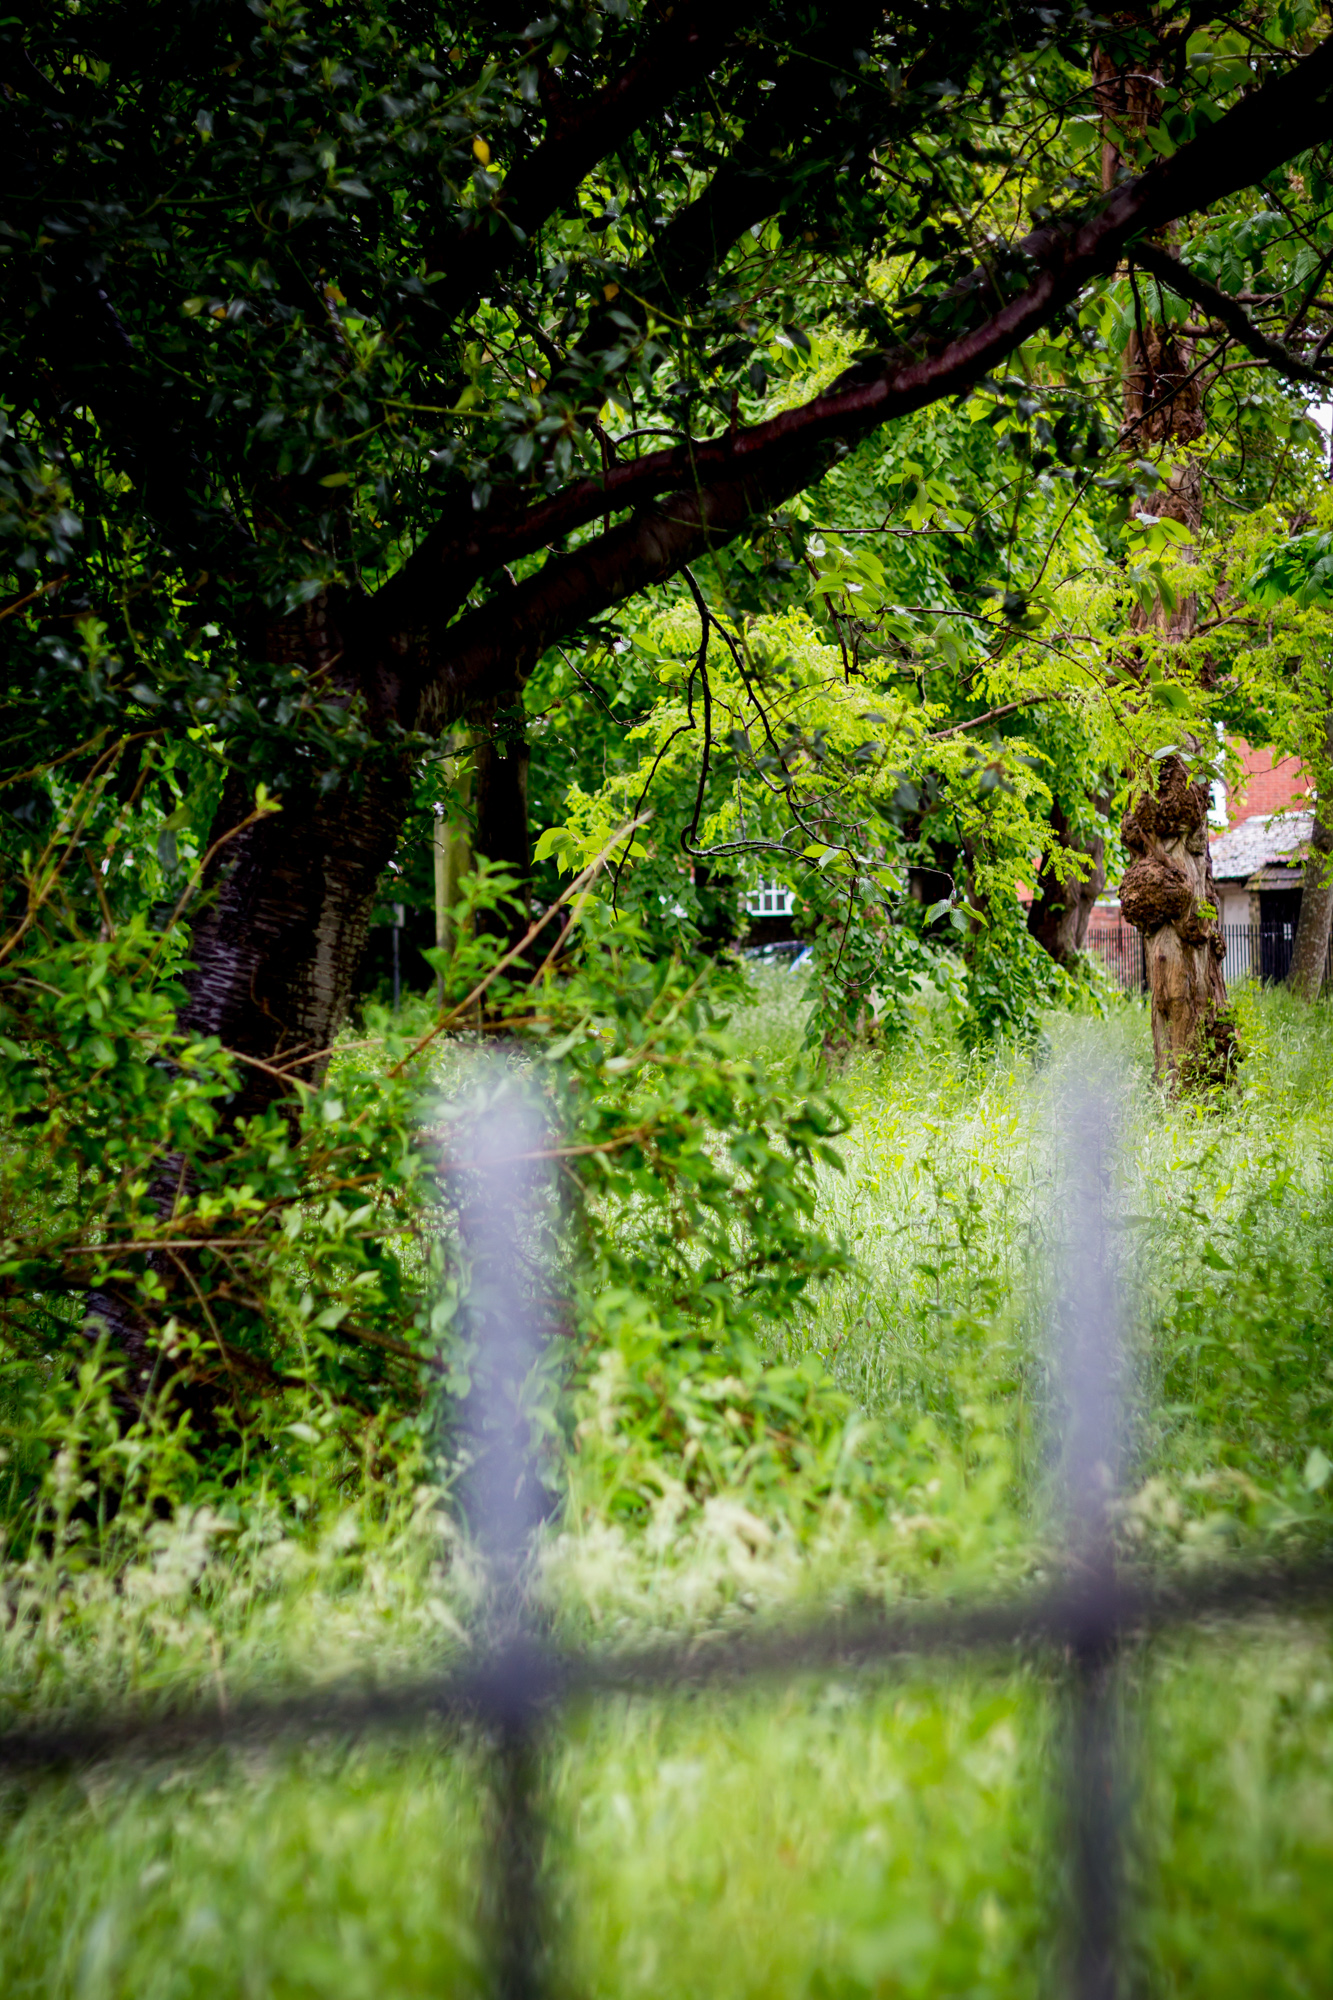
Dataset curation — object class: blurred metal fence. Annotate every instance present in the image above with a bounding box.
[2,1066,1332,1999]
[1084,920,1147,995]
[1086,917,1333,994]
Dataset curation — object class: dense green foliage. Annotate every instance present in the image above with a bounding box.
[5,3,1333,1990]
[4,0,1333,1430]
[3,987,1333,1996]
[4,0,1333,1040]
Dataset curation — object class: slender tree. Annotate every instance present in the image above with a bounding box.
[1288,717,1333,1000]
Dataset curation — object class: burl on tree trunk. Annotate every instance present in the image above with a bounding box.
[1120,755,1235,1086]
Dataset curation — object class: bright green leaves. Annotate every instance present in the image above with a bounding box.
[1248,529,1333,610]
[1122,511,1195,622]
[1101,276,1193,358]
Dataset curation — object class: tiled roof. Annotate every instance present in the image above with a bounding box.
[1208,810,1313,880]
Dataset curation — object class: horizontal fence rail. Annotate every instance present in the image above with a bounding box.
[1085,917,1333,994]
[3,1061,1333,1998]
[4,1557,1333,1774]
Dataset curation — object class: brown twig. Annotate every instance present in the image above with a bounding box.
[0,576,67,625]
[930,693,1058,739]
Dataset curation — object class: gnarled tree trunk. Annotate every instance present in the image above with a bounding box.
[1096,29,1233,1084]
[1120,757,1233,1082]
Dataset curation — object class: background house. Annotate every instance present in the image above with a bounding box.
[1208,739,1313,981]
[1083,737,1316,987]
[1208,808,1311,979]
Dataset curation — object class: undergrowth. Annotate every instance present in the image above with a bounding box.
[1,976,1332,1996]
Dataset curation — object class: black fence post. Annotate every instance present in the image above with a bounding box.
[456,1070,553,2000]
[1052,1066,1127,2000]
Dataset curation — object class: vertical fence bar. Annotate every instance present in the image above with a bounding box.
[1051,1063,1126,2000]
[455,1070,551,2000]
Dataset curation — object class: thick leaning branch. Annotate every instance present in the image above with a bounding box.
[416,472,793,732]
[21,2,756,588]
[398,28,1333,720]
[1131,238,1332,389]
[375,12,892,642]
[384,28,1333,662]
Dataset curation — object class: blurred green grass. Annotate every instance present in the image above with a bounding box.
[5,1631,1333,1998]
[3,982,1333,1996]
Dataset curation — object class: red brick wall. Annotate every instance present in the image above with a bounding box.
[1226,739,1311,826]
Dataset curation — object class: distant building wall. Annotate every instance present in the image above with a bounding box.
[1216,883,1254,930]
[1225,740,1310,826]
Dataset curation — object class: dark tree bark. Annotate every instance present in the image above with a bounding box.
[1028,795,1111,966]
[1287,719,1333,1001]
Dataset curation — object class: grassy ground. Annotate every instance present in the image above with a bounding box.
[3,979,1333,1997]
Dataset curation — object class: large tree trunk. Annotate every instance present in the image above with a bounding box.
[1028,795,1111,966]
[1096,29,1233,1085]
[86,592,413,1419]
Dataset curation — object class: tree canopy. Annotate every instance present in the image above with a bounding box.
[5,0,1333,1435]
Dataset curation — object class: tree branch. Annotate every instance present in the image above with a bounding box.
[384,27,1333,691]
[1130,238,1332,389]
[424,0,758,324]
[931,694,1057,739]
[558,0,896,377]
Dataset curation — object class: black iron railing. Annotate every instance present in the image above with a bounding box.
[2,1066,1331,1997]
[1085,918,1333,993]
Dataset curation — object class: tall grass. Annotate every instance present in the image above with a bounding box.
[2,982,1332,1996]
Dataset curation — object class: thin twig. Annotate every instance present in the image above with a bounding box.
[0,575,67,625]
[931,693,1058,739]
[386,816,649,1080]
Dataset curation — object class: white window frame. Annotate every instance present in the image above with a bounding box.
[743,879,796,917]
